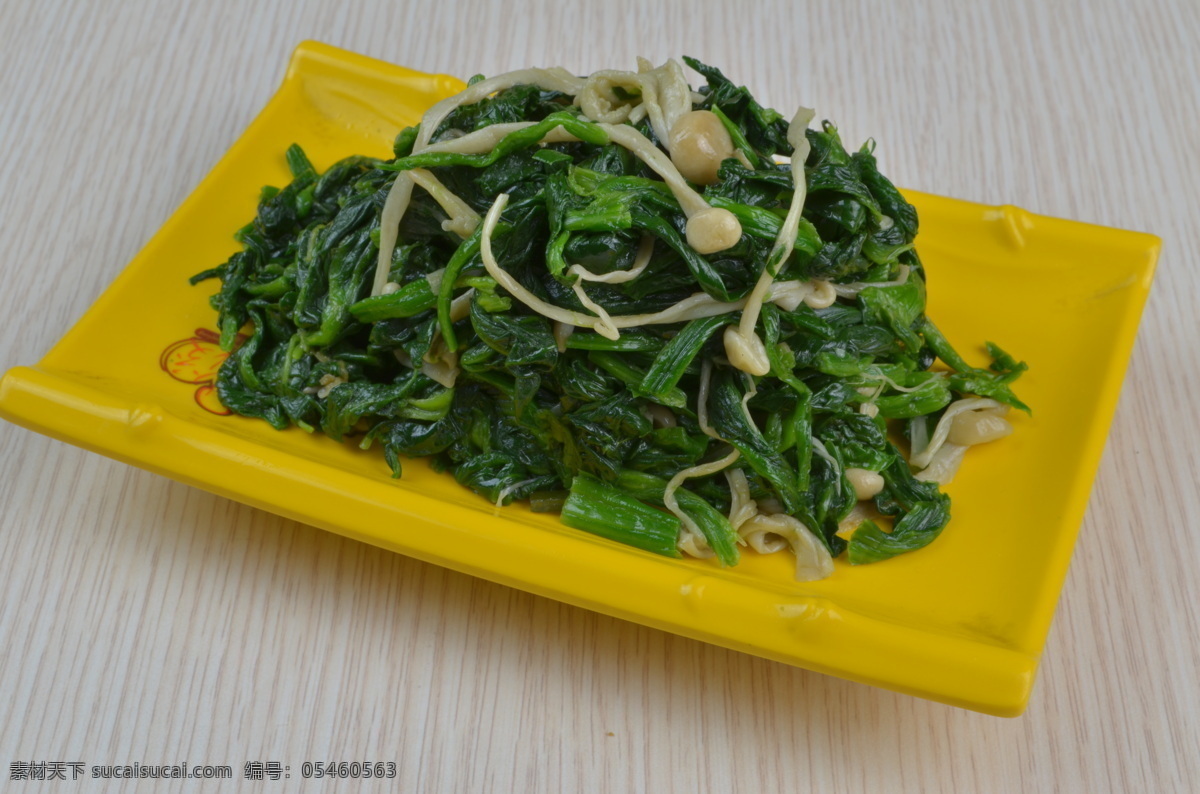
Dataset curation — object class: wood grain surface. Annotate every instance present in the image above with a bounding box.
[2,1,1197,791]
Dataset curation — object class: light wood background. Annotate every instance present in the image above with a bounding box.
[2,1,1198,791]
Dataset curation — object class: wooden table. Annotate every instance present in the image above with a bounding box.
[2,1,1197,790]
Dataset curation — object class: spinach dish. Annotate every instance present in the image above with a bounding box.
[193,58,1027,580]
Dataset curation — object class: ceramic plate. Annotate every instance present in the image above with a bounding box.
[0,41,1159,716]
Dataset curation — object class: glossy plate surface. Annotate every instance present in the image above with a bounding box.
[0,41,1159,716]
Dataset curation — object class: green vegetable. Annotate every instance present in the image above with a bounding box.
[562,474,682,558]
[616,468,740,566]
[193,58,1026,577]
[848,452,952,564]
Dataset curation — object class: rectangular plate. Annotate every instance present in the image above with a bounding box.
[0,41,1159,716]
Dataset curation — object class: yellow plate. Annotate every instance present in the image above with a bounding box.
[0,41,1159,716]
